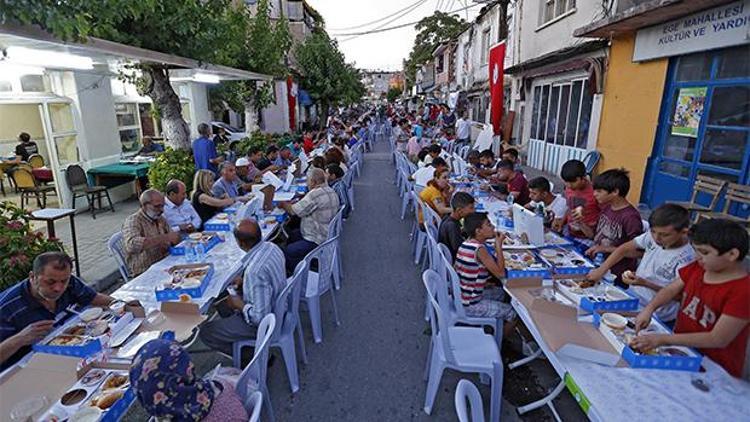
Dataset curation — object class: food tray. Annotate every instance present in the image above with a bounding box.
[485,247,551,278]
[537,247,595,275]
[593,312,702,372]
[37,369,135,422]
[32,309,134,358]
[544,231,573,247]
[169,232,222,255]
[556,279,639,313]
[155,263,214,301]
[203,213,232,231]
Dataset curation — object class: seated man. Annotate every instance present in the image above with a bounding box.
[326,163,350,219]
[494,159,530,206]
[122,189,181,277]
[198,219,286,357]
[211,162,252,201]
[137,136,164,156]
[11,132,39,163]
[412,157,448,187]
[235,157,260,184]
[0,252,126,369]
[163,179,201,233]
[525,177,567,227]
[274,145,293,169]
[257,145,280,172]
[279,168,340,274]
[438,192,475,260]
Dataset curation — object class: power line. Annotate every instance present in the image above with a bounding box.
[336,0,431,42]
[327,0,428,31]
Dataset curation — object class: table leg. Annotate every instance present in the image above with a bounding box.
[45,220,56,238]
[517,379,565,420]
[69,214,81,277]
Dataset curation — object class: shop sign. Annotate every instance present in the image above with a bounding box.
[634,0,750,61]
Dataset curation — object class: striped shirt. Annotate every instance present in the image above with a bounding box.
[292,186,340,245]
[455,240,490,306]
[241,241,287,325]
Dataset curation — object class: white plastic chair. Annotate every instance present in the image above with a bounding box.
[107,231,130,282]
[327,207,345,290]
[343,170,355,211]
[411,192,428,265]
[236,313,276,422]
[422,270,503,422]
[301,236,341,343]
[455,379,486,422]
[247,391,263,422]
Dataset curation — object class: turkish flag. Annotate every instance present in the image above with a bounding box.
[488,42,506,136]
[287,76,297,131]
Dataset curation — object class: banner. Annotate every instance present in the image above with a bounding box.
[671,86,707,138]
[488,42,506,136]
[287,76,297,131]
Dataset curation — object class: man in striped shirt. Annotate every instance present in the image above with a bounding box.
[199,219,287,356]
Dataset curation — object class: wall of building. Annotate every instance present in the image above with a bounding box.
[594,34,668,204]
[261,80,291,133]
[187,82,211,137]
[469,6,501,86]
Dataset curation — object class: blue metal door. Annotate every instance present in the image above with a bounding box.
[644,44,750,214]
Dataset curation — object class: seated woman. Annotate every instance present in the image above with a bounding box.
[454,212,516,333]
[419,167,453,223]
[324,147,349,173]
[130,339,249,422]
[191,169,235,225]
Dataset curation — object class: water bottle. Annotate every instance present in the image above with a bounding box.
[195,242,206,262]
[594,253,605,267]
[535,202,545,217]
[185,241,196,263]
[507,192,515,206]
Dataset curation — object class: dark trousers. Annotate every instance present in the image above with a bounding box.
[284,228,318,274]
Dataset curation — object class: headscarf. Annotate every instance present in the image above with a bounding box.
[130,339,215,421]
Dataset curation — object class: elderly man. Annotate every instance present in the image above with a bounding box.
[235,157,260,184]
[163,179,201,233]
[122,189,181,277]
[192,123,223,173]
[211,162,253,202]
[198,219,286,356]
[279,168,339,273]
[0,252,125,369]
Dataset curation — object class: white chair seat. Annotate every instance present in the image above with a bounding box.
[305,270,320,298]
[443,327,501,369]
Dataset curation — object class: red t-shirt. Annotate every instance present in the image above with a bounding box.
[675,262,750,378]
[303,136,314,154]
[564,180,601,238]
[507,172,530,206]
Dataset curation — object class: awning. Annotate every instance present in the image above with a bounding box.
[0,23,272,81]
[505,40,609,75]
[298,89,313,106]
[573,0,736,38]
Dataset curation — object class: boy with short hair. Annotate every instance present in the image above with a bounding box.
[526,177,567,226]
[632,219,750,380]
[585,169,643,285]
[587,204,695,322]
[438,192,476,260]
[554,159,600,237]
[495,160,530,206]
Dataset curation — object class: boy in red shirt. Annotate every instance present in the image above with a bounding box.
[633,219,750,379]
[552,159,600,238]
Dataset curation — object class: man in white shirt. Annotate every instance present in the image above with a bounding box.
[587,204,695,323]
[526,177,567,225]
[455,112,471,146]
[412,158,448,187]
[163,179,201,233]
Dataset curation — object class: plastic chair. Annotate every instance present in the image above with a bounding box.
[422,270,503,422]
[65,164,114,218]
[582,150,601,178]
[236,313,276,422]
[301,236,341,343]
[107,231,131,282]
[247,391,263,422]
[455,379,485,422]
[327,207,345,290]
[11,167,56,209]
[411,192,428,265]
[343,170,355,211]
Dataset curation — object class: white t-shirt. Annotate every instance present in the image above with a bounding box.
[528,194,567,219]
[412,166,436,187]
[456,118,471,140]
[631,231,696,321]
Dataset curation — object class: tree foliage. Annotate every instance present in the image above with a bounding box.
[386,87,402,103]
[404,11,469,89]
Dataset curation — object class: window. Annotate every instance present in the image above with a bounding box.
[115,103,142,154]
[541,0,575,25]
[47,103,79,165]
[529,78,593,149]
[480,29,490,65]
[437,55,445,73]
[20,75,45,92]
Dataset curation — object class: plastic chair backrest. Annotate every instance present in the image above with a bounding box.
[247,391,263,422]
[107,231,131,281]
[422,202,441,238]
[423,270,457,364]
[327,206,344,241]
[65,164,89,190]
[11,168,36,189]
[28,154,45,168]
[285,261,307,334]
[442,252,467,319]
[270,276,294,341]
[582,151,601,177]
[455,379,486,422]
[436,243,453,281]
[303,236,339,295]
[236,313,276,411]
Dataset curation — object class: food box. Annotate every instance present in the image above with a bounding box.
[33,309,136,358]
[485,246,551,278]
[556,279,640,313]
[537,247,595,276]
[169,232,222,255]
[154,263,214,301]
[544,231,573,247]
[593,311,702,372]
[203,212,232,231]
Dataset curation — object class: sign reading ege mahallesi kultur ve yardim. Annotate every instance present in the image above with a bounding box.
[633,0,750,62]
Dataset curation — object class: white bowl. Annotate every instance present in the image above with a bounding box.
[69,407,102,422]
[79,307,103,322]
[605,286,629,301]
[601,313,628,330]
[188,233,202,240]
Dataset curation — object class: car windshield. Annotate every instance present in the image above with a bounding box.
[214,122,241,133]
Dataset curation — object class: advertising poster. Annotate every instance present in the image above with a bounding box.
[671,87,707,137]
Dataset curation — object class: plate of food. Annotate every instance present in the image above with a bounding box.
[557,278,598,294]
[48,335,86,346]
[81,369,107,386]
[215,213,229,220]
[502,251,542,270]
[89,389,125,410]
[102,373,129,391]
[188,232,203,241]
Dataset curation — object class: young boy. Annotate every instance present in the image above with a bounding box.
[587,204,695,323]
[632,219,749,380]
[438,192,476,260]
[585,169,643,285]
[526,177,567,227]
[494,160,530,206]
[554,159,600,238]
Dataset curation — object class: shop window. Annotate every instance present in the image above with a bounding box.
[115,103,142,154]
[542,0,575,25]
[537,85,550,139]
[54,135,79,165]
[699,129,746,170]
[717,44,750,79]
[708,85,749,127]
[49,103,75,132]
[530,78,593,149]
[530,86,541,139]
[565,80,582,146]
[662,134,696,162]
[138,103,160,137]
[546,86,559,143]
[20,75,45,92]
[675,52,711,82]
[556,84,570,145]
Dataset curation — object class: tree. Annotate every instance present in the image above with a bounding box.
[386,87,403,102]
[295,30,365,128]
[2,0,246,149]
[404,11,469,89]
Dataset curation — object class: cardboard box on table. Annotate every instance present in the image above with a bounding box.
[126,302,206,343]
[154,263,215,301]
[169,233,222,255]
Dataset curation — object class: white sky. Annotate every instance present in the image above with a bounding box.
[306,0,482,71]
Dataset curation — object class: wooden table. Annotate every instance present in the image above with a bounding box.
[29,208,80,276]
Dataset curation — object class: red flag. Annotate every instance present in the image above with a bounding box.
[488,42,506,136]
[287,76,297,131]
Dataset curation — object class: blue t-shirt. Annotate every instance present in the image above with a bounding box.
[0,277,97,369]
[192,137,218,173]
[413,124,423,139]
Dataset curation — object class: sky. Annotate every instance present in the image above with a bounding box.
[306,0,482,71]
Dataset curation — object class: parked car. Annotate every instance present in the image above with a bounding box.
[211,121,247,141]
